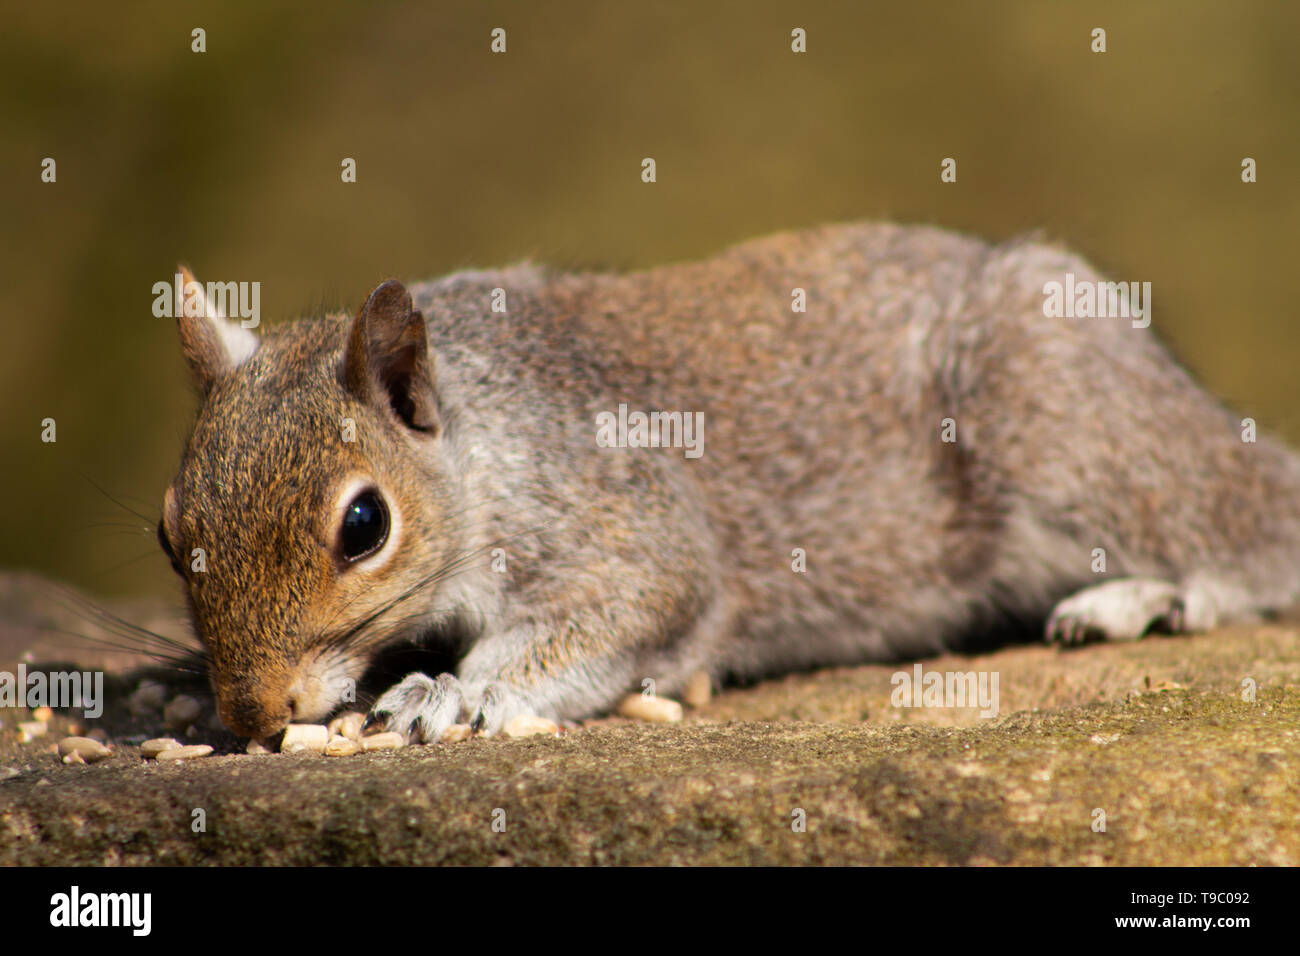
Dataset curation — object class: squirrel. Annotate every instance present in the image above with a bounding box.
[158,222,1300,741]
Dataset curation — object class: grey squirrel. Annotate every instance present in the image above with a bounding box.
[158,222,1300,741]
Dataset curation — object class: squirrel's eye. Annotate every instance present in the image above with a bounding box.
[340,490,389,562]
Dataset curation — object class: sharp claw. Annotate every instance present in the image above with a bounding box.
[1048,616,1090,646]
[361,711,385,734]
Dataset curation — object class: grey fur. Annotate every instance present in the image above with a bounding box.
[163,223,1300,739]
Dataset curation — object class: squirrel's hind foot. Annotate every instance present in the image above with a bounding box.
[1045,578,1185,645]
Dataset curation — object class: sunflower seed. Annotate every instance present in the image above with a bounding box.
[440,723,473,743]
[128,680,168,716]
[327,712,366,740]
[617,694,683,723]
[57,736,111,763]
[504,715,559,738]
[684,671,712,708]
[163,695,202,730]
[324,735,362,757]
[141,737,183,758]
[156,745,213,761]
[280,724,329,752]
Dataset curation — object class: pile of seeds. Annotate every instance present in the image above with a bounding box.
[277,715,407,757]
[30,676,701,771]
[138,737,212,762]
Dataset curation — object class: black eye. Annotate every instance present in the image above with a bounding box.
[340,490,389,562]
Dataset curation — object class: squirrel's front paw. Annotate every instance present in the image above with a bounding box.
[365,672,465,743]
[467,681,537,736]
[364,673,542,742]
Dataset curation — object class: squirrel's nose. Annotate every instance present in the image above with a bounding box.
[215,689,293,740]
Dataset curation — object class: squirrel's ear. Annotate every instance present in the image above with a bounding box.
[174,265,259,393]
[343,279,438,433]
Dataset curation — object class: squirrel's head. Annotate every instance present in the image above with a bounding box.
[160,269,454,739]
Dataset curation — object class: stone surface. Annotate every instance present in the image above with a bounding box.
[1,574,1297,865]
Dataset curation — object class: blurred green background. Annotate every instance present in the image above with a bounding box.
[2,0,1298,599]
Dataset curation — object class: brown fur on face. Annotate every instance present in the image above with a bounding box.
[164,299,456,738]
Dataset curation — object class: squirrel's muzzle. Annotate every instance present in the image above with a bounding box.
[214,679,294,739]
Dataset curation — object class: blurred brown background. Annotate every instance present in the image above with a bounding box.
[2,0,1298,600]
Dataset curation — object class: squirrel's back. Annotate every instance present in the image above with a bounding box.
[411,222,1300,678]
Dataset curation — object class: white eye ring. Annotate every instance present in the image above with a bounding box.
[330,477,400,570]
